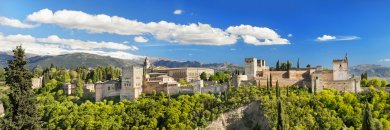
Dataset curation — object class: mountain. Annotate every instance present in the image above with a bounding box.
[0,52,238,70]
[153,60,243,72]
[0,53,143,69]
[349,64,390,77]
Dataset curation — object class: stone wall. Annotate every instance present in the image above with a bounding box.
[204,101,269,130]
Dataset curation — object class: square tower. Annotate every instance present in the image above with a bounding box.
[120,66,143,101]
[245,58,257,80]
[332,54,349,80]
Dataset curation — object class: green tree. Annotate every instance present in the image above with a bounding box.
[306,64,311,68]
[362,102,374,130]
[276,60,280,71]
[270,74,273,88]
[2,46,41,129]
[297,58,300,69]
[76,76,84,97]
[380,80,387,87]
[361,79,368,87]
[277,100,285,130]
[286,60,292,71]
[367,78,382,87]
[33,67,44,78]
[0,67,5,82]
[200,72,207,80]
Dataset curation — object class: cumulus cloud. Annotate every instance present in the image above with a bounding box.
[173,9,183,15]
[226,25,289,45]
[0,33,142,60]
[0,16,37,28]
[26,9,288,46]
[134,36,148,43]
[316,35,360,42]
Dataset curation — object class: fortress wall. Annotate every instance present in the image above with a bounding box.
[320,79,360,92]
[288,70,308,80]
[321,71,334,81]
[256,79,311,87]
[269,71,288,79]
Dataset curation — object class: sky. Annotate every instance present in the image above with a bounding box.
[0,0,390,67]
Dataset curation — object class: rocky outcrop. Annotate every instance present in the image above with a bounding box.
[205,101,269,130]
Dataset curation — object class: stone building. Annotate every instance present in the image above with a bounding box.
[240,54,361,93]
[155,67,214,82]
[63,83,76,95]
[95,80,121,102]
[120,66,143,101]
[95,66,144,102]
[83,83,95,93]
[31,77,43,89]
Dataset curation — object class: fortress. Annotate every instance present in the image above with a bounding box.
[92,54,362,102]
[235,54,361,93]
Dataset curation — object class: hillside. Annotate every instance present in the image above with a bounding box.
[0,53,142,69]
[0,53,239,70]
[349,64,390,77]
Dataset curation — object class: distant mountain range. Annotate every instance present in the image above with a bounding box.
[0,53,141,69]
[349,64,390,77]
[0,53,241,71]
[2,53,388,77]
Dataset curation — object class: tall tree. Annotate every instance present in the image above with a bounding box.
[276,60,280,71]
[277,100,285,130]
[76,76,84,97]
[362,102,374,130]
[200,72,208,80]
[297,58,300,69]
[286,60,292,71]
[276,80,280,98]
[270,74,273,88]
[2,46,41,129]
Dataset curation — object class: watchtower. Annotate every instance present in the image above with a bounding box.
[332,53,349,80]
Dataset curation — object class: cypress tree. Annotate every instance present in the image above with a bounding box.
[270,74,273,88]
[277,100,285,130]
[297,58,300,69]
[276,60,280,70]
[2,46,41,129]
[362,102,374,130]
[276,80,280,98]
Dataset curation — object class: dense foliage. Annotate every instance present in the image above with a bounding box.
[260,86,390,130]
[35,85,261,129]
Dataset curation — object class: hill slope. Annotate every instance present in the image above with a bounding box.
[349,64,390,77]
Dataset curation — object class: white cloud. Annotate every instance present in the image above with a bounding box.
[379,59,390,62]
[27,9,288,46]
[230,48,236,51]
[226,25,289,45]
[0,33,142,60]
[0,16,37,28]
[173,9,183,15]
[316,35,360,42]
[134,36,148,43]
[287,34,293,37]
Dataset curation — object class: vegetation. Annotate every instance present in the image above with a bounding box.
[361,77,388,87]
[260,86,389,130]
[1,46,41,129]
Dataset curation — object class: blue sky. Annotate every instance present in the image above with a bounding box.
[0,0,390,67]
